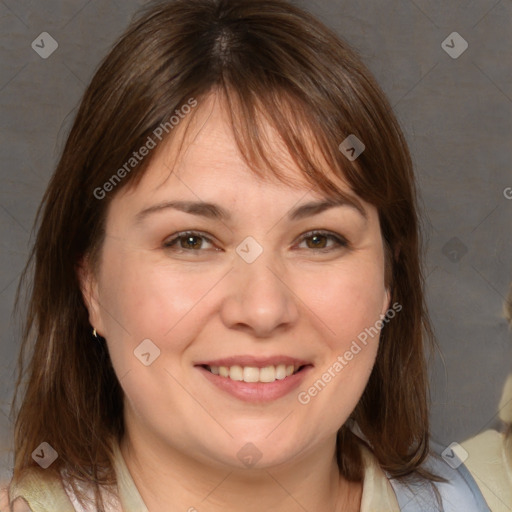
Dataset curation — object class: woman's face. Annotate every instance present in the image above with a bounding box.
[81,93,390,469]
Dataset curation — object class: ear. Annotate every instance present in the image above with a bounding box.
[381,241,393,316]
[381,286,391,318]
[76,256,105,336]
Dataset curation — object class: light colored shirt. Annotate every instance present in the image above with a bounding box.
[459,372,512,512]
[461,428,512,512]
[7,440,404,512]
[6,437,492,511]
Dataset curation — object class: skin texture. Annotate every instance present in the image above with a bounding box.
[0,490,31,512]
[80,92,390,512]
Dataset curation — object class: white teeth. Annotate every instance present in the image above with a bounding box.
[260,365,278,382]
[230,365,243,381]
[243,367,260,383]
[208,364,300,383]
[275,364,287,380]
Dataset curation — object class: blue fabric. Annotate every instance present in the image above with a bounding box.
[386,440,491,511]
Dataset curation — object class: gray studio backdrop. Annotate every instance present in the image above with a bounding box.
[0,0,511,481]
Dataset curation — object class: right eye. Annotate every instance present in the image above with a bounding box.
[163,231,217,252]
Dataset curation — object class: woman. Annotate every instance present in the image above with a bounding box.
[1,0,490,510]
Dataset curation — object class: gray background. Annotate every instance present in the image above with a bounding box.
[0,0,511,484]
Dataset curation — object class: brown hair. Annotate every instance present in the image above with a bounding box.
[11,0,444,508]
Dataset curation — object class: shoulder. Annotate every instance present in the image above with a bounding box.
[1,486,28,512]
[2,468,75,512]
[383,441,492,512]
[459,374,512,511]
[0,487,31,511]
[461,428,512,511]
[353,424,491,511]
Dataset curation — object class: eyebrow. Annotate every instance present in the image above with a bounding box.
[134,196,367,224]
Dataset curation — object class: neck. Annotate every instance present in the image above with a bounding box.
[119,427,362,512]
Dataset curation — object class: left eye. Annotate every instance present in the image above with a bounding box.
[296,231,348,251]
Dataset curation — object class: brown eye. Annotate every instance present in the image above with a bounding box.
[298,231,348,251]
[180,235,203,250]
[305,234,328,249]
[164,231,215,251]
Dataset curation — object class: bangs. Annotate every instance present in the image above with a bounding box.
[124,82,367,213]
[222,82,362,201]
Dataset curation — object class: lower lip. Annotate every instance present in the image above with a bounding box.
[196,365,313,403]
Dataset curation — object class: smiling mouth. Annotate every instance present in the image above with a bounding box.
[199,364,309,384]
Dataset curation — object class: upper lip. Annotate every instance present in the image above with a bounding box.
[194,355,313,368]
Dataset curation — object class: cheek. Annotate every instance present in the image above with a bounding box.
[100,246,195,326]
[293,260,387,423]
[299,257,387,351]
[96,247,226,368]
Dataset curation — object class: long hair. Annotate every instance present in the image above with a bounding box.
[11,0,442,508]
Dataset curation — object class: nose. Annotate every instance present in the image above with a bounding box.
[219,249,300,338]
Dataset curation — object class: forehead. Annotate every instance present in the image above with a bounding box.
[98,90,378,251]
[119,90,350,202]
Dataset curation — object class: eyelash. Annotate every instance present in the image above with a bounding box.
[163,230,349,253]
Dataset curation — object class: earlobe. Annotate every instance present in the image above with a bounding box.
[76,257,104,335]
[381,287,391,317]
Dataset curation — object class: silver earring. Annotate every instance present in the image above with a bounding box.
[92,328,98,338]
